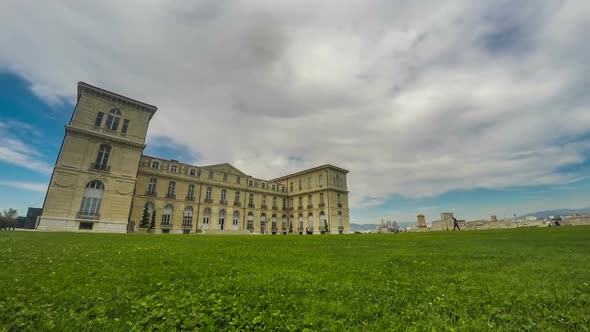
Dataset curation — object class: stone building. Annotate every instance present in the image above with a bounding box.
[38,82,350,234]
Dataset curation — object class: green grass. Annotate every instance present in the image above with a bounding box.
[1,228,589,331]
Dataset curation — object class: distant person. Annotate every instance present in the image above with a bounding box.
[453,217,461,231]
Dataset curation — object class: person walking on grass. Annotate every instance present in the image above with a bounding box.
[453,217,461,231]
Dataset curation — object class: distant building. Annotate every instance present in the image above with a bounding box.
[525,216,538,221]
[417,214,427,229]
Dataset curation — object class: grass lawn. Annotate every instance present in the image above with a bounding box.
[1,227,589,331]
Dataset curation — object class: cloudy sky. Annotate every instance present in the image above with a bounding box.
[1,0,590,224]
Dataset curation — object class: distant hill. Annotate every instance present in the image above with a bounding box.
[517,207,590,219]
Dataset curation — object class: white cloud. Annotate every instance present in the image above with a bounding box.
[0,180,47,193]
[0,122,53,174]
[1,0,590,211]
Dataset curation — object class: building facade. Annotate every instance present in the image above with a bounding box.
[38,82,350,234]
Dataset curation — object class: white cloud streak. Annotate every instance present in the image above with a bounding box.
[1,0,590,210]
[0,180,47,193]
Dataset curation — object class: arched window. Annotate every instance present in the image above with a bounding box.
[79,180,104,217]
[147,177,157,195]
[203,208,211,225]
[94,144,111,171]
[234,191,240,204]
[248,193,254,207]
[105,109,122,130]
[247,211,254,230]
[260,213,267,234]
[307,212,314,230]
[320,211,327,231]
[170,165,178,173]
[221,189,227,203]
[183,206,193,227]
[298,214,304,232]
[281,215,287,231]
[167,181,176,198]
[218,209,226,230]
[187,184,195,200]
[232,211,240,228]
[151,160,160,169]
[271,214,277,232]
[205,187,212,201]
[161,204,173,226]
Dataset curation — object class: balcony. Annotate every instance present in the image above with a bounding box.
[76,212,99,220]
[145,191,157,196]
[307,204,314,209]
[186,196,195,201]
[248,203,255,208]
[91,125,126,138]
[282,207,287,211]
[261,205,268,209]
[233,201,241,207]
[271,206,278,210]
[319,202,325,208]
[337,203,343,208]
[219,200,228,205]
[90,163,110,172]
[160,222,171,228]
[165,193,176,199]
[298,206,303,210]
[181,222,192,228]
[204,198,213,204]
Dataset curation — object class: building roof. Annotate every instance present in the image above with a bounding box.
[270,164,349,182]
[78,82,158,119]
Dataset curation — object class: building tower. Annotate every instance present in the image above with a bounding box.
[417,214,427,229]
[38,82,157,232]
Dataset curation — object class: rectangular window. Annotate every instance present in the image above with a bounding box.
[121,119,130,134]
[299,197,302,207]
[320,193,324,204]
[319,175,323,187]
[94,112,104,127]
[298,180,302,190]
[308,194,312,205]
[308,177,311,189]
[223,174,228,182]
[208,171,214,179]
[337,193,341,204]
[290,182,293,192]
[237,176,241,184]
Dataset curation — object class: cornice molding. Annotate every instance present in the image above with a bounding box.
[66,126,147,149]
[78,82,157,120]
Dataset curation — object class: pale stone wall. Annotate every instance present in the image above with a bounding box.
[130,156,350,234]
[39,83,155,233]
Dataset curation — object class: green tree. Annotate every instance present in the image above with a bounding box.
[149,209,156,230]
[1,208,18,230]
[140,204,150,228]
